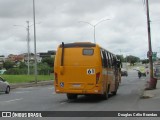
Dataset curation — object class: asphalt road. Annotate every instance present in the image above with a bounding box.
[0,70,160,120]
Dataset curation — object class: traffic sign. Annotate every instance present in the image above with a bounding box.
[152,52,157,61]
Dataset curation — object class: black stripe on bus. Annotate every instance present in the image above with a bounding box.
[59,43,96,48]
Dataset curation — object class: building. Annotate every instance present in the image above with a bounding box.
[39,50,56,59]
[6,54,24,63]
[0,55,5,69]
[23,53,42,64]
[2,50,55,68]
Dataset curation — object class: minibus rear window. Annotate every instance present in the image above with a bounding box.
[83,49,94,55]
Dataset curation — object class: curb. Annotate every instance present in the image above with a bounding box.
[140,77,155,99]
[140,90,155,99]
[140,81,155,99]
[10,80,54,89]
[140,80,160,99]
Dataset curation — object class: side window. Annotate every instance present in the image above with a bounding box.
[105,51,108,67]
[107,52,111,68]
[100,50,104,67]
[110,54,113,68]
[113,56,117,67]
[100,50,107,68]
[102,51,107,68]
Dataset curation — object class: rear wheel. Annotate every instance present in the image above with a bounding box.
[67,94,77,100]
[5,86,10,94]
[112,88,117,95]
[112,81,119,95]
[102,85,110,100]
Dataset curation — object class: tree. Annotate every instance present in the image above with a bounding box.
[3,61,15,70]
[19,62,27,69]
[125,55,140,66]
[38,63,51,75]
[116,55,124,62]
[42,57,54,67]
[141,59,149,64]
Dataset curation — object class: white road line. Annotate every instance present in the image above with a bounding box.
[3,98,23,103]
[14,91,30,94]
[60,102,67,105]
[48,87,54,90]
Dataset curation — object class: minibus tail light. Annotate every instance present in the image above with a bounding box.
[55,73,58,84]
[96,72,100,84]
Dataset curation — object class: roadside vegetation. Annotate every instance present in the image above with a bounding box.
[116,55,140,66]
[1,57,54,83]
[116,55,150,66]
[1,74,54,83]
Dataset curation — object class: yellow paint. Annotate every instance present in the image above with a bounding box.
[54,42,120,95]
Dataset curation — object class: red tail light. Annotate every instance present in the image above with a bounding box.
[96,72,100,84]
[54,73,58,84]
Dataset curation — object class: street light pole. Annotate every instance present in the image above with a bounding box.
[79,19,110,43]
[33,0,37,84]
[93,26,96,43]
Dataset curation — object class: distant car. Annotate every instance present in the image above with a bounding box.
[0,76,10,94]
[121,69,128,76]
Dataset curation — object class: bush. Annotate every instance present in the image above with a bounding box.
[37,63,51,75]
[4,68,27,75]
[4,63,52,75]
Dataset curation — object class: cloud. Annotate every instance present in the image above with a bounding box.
[0,0,160,59]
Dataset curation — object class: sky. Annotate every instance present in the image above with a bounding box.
[0,0,160,59]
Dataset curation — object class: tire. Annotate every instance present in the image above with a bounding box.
[112,91,117,95]
[5,86,10,94]
[67,94,77,100]
[112,87,117,95]
[102,85,110,100]
[112,82,118,95]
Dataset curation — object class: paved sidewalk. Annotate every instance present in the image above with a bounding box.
[10,80,54,89]
[141,79,160,99]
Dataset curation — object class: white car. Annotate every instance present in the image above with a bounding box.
[0,76,10,94]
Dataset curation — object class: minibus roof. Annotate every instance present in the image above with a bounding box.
[59,42,96,48]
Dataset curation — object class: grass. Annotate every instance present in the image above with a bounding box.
[1,74,54,84]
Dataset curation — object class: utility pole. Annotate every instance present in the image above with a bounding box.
[26,21,30,75]
[146,0,157,89]
[14,21,31,75]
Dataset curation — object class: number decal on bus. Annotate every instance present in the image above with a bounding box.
[87,69,95,74]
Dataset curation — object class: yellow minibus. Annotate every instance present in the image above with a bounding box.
[54,42,121,100]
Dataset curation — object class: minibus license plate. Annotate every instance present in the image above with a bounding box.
[72,84,81,87]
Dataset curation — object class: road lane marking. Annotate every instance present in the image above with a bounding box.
[48,87,54,90]
[3,98,23,103]
[60,101,68,105]
[14,91,30,94]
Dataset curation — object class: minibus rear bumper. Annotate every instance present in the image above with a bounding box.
[55,87,103,95]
